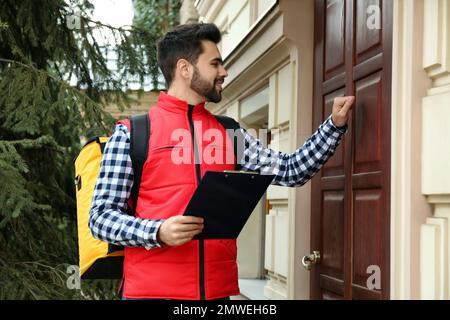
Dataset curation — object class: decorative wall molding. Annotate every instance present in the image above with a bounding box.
[423,0,450,87]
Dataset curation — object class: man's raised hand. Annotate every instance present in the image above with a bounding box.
[331,96,355,128]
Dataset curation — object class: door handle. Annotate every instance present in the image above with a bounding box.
[302,251,321,270]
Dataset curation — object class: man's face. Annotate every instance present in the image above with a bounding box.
[190,40,228,103]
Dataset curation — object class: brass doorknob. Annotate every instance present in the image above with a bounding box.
[302,251,321,270]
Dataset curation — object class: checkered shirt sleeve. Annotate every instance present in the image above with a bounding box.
[88,124,163,249]
[240,115,346,187]
[89,116,346,249]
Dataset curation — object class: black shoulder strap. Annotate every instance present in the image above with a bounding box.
[129,113,150,215]
[214,115,243,171]
[214,115,240,131]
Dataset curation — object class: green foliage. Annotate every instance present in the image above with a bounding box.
[133,0,182,88]
[0,0,179,299]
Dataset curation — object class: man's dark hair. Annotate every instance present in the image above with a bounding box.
[157,23,222,87]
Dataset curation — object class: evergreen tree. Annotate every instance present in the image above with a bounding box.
[0,0,180,299]
[133,0,182,89]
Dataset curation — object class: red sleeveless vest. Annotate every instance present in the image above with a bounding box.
[120,92,239,299]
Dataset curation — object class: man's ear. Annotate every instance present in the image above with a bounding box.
[176,59,192,81]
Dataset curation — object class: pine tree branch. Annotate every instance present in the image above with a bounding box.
[0,57,73,89]
[0,0,181,299]
[72,10,160,36]
[0,57,106,119]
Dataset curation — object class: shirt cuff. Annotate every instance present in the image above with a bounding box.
[327,115,348,135]
[143,219,164,250]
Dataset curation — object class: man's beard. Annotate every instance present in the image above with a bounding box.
[190,66,222,103]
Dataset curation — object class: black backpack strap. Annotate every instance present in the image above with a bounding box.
[214,115,243,171]
[129,113,150,215]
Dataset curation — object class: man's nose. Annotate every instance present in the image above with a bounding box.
[219,65,228,78]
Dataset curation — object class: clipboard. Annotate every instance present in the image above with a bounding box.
[183,171,275,239]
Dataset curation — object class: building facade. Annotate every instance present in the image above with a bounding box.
[178,0,450,300]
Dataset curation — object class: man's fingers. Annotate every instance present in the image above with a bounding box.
[334,97,348,107]
[340,96,355,114]
[159,215,205,246]
[181,227,204,239]
[334,96,355,109]
[174,215,204,224]
[174,230,203,245]
[175,223,204,232]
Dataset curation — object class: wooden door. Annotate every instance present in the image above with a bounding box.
[311,0,392,300]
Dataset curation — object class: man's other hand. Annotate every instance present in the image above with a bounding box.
[331,96,355,128]
[157,215,204,246]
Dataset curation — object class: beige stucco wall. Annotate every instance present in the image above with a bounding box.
[278,0,315,300]
[419,0,450,300]
[391,0,433,299]
[392,0,450,300]
[196,0,277,58]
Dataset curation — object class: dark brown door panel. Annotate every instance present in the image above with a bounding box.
[312,0,392,300]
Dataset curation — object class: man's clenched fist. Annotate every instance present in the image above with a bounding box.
[331,96,355,128]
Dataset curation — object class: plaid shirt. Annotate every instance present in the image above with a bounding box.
[89,115,346,249]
